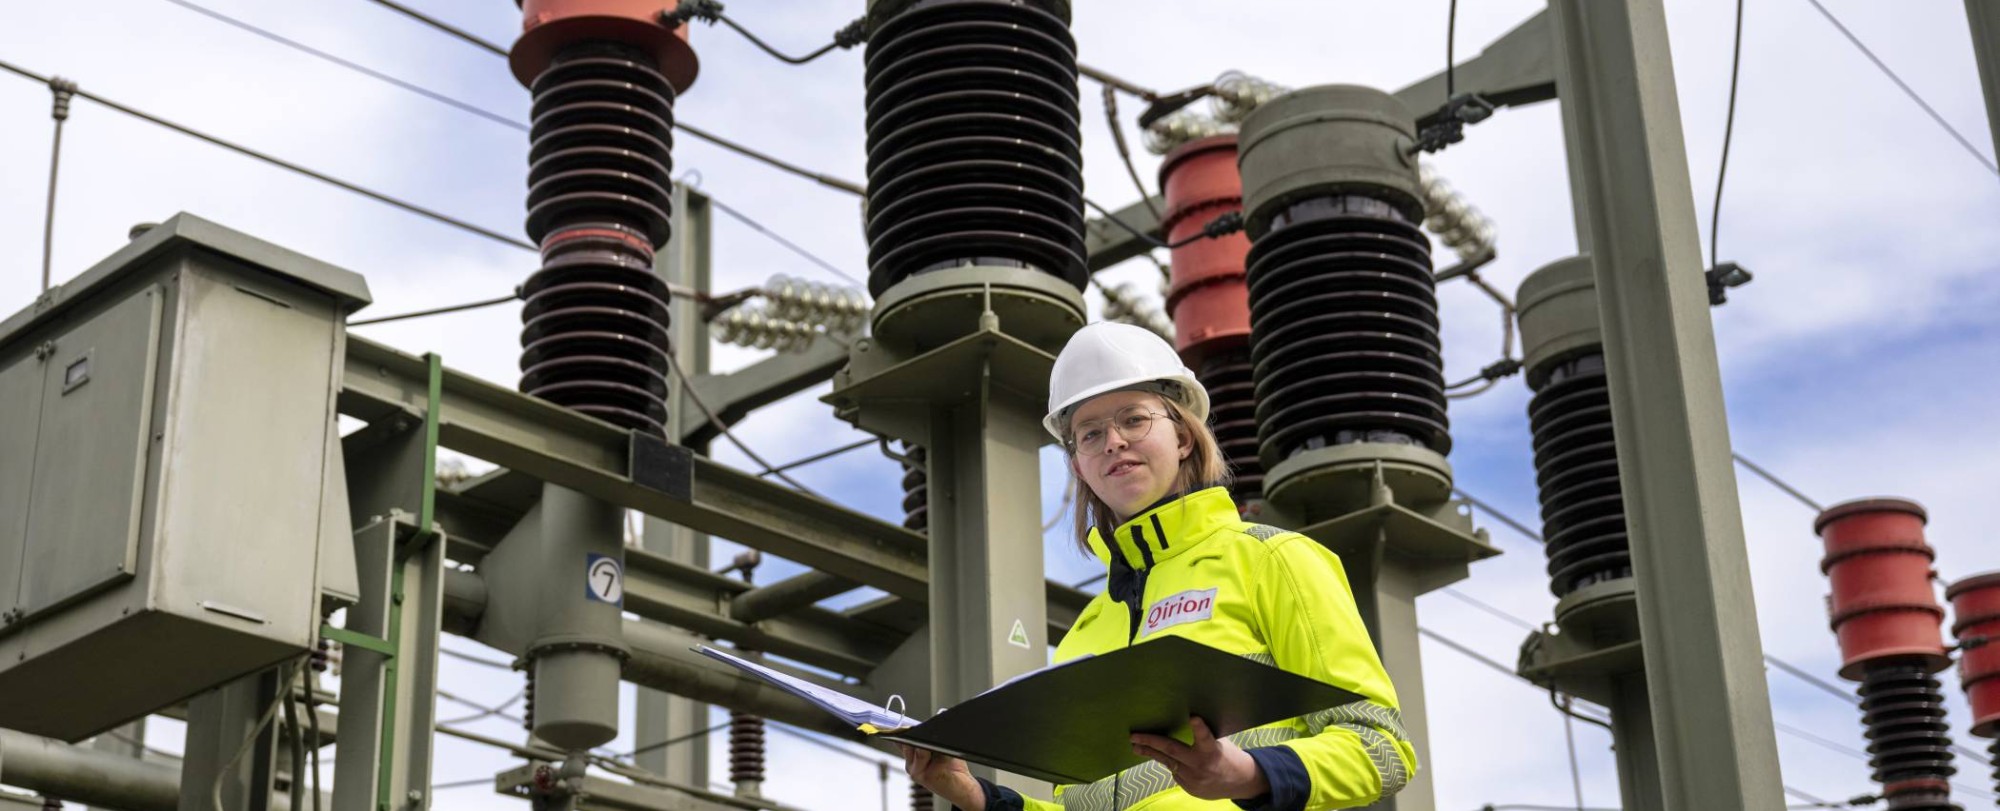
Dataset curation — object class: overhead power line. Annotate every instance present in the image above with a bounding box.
[0,57,535,252]
[1801,0,2000,178]
[349,291,521,326]
[361,0,509,56]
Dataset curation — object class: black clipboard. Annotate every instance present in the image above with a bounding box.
[881,636,1365,785]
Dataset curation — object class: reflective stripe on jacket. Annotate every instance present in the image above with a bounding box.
[1010,487,1416,811]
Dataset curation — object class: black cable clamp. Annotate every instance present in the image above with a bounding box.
[1411,92,1494,155]
[661,0,724,26]
[1705,261,1753,306]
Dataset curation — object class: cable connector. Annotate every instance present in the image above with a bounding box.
[1705,261,1753,306]
[1411,93,1494,155]
[47,76,76,121]
[661,0,724,27]
[1478,358,1522,382]
[1165,211,1244,249]
[830,17,870,49]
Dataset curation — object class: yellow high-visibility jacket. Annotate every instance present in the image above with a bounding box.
[980,487,1416,811]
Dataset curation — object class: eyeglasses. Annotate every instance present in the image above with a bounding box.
[1068,405,1173,455]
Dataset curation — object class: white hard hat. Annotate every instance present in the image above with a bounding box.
[1043,322,1209,441]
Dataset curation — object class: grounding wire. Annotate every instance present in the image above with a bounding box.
[1711,0,1746,271]
[1801,0,2000,178]
[618,720,732,760]
[660,340,824,497]
[1731,452,1826,512]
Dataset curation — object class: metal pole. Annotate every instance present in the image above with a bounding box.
[41,77,76,293]
[1547,1,1783,807]
[924,370,1049,797]
[1968,0,2000,164]
[635,183,716,786]
[177,669,283,811]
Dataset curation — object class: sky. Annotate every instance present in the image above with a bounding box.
[2,1,1998,809]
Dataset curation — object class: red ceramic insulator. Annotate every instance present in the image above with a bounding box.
[1159,134,1252,369]
[513,0,700,93]
[1816,498,1950,680]
[1948,571,2000,737]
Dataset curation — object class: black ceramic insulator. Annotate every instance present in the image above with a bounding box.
[862,0,1086,296]
[1199,348,1261,501]
[520,43,678,436]
[1527,353,1632,597]
[729,710,767,786]
[901,444,929,533]
[1858,661,1959,811]
[912,782,934,811]
[1246,195,1447,467]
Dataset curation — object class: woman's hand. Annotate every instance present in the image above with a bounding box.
[1131,717,1270,800]
[898,744,984,811]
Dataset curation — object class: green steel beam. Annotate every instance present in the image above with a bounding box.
[1548,1,1783,806]
[337,337,933,603]
[1082,196,1163,273]
[1394,9,1557,116]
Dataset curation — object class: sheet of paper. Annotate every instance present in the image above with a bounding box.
[695,645,920,732]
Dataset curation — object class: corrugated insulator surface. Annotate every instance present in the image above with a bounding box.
[862,0,1086,296]
[519,43,678,436]
[729,710,766,787]
[1199,349,1260,501]
[1246,195,1447,468]
[1859,661,1960,811]
[1527,353,1631,596]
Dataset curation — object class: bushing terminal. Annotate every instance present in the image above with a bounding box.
[1237,84,1422,239]
[1816,497,1950,680]
[1159,134,1251,367]
[1947,571,2000,737]
[513,0,700,93]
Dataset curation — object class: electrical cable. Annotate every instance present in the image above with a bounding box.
[436,688,528,726]
[759,437,877,479]
[344,0,875,196]
[1445,0,1459,99]
[282,692,305,811]
[1440,587,1536,632]
[348,292,521,326]
[1559,691,1587,810]
[619,720,732,760]
[436,689,527,725]
[303,686,323,811]
[157,0,524,131]
[1044,479,1075,535]
[707,197,865,286]
[360,0,509,56]
[0,57,536,253]
[1077,63,1160,101]
[1801,0,2000,177]
[1730,452,1826,512]
[661,342,824,497]
[212,657,305,811]
[431,776,497,792]
[1711,0,1746,270]
[1451,488,1544,544]
[1102,85,1161,222]
[769,722,897,768]
[700,9,861,66]
[439,645,514,670]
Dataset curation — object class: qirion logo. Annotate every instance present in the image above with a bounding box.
[1143,588,1218,636]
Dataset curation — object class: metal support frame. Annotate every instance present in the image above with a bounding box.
[338,337,933,603]
[177,669,282,811]
[1548,0,1783,806]
[638,183,714,786]
[332,354,447,811]
[1969,0,2000,164]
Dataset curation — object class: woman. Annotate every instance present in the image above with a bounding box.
[901,322,1417,811]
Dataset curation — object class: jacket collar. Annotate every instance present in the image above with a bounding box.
[1086,487,1238,572]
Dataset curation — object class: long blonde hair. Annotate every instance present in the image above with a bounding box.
[1067,394,1232,555]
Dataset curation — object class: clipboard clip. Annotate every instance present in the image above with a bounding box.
[885,694,906,717]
